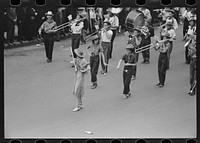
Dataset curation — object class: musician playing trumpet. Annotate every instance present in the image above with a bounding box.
[125,27,142,80]
[154,33,171,87]
[38,11,57,63]
[70,13,84,67]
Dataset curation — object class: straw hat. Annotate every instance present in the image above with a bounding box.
[162,33,171,38]
[74,48,86,58]
[45,11,54,16]
[132,27,141,32]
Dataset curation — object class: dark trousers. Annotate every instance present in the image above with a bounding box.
[166,41,173,69]
[71,34,81,58]
[183,19,189,37]
[101,42,111,73]
[190,58,196,90]
[158,53,168,85]
[90,55,100,83]
[185,45,191,63]
[17,22,25,41]
[43,36,55,60]
[110,29,117,58]
[132,53,138,77]
[123,66,134,94]
[7,21,15,43]
[142,39,151,61]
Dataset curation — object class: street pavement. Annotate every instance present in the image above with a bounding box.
[4,25,196,138]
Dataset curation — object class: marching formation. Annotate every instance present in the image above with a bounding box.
[37,7,197,112]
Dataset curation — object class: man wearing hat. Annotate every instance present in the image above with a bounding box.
[117,44,137,99]
[154,33,171,87]
[138,7,152,23]
[106,10,119,59]
[70,13,84,66]
[160,21,176,69]
[38,11,57,63]
[100,21,113,75]
[184,16,196,64]
[165,9,178,30]
[140,20,154,64]
[72,48,90,112]
[127,27,142,79]
[86,34,105,89]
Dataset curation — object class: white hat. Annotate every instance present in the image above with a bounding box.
[45,11,54,16]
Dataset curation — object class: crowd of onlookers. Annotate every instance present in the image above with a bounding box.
[2,5,193,47]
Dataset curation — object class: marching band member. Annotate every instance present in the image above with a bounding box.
[165,9,178,30]
[127,27,142,80]
[154,33,171,87]
[117,44,137,99]
[86,34,106,89]
[140,20,154,64]
[182,8,195,38]
[160,21,176,70]
[38,11,57,63]
[188,36,196,96]
[107,10,119,59]
[70,14,84,67]
[100,21,113,76]
[72,48,90,112]
[158,7,172,25]
[184,16,196,64]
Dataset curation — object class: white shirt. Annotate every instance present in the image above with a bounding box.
[71,21,84,34]
[109,15,119,30]
[166,28,176,41]
[166,17,178,30]
[187,26,196,35]
[101,30,113,42]
[182,10,194,20]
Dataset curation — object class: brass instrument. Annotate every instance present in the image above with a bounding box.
[53,17,87,32]
[135,44,153,53]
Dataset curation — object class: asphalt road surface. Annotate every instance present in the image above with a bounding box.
[4,25,196,139]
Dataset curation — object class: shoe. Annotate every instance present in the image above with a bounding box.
[79,105,83,109]
[73,106,81,112]
[141,60,146,64]
[100,71,105,74]
[47,59,51,63]
[123,94,128,99]
[131,76,136,80]
[144,60,150,64]
[188,91,195,96]
[158,84,164,88]
[91,83,97,89]
[127,93,131,97]
[103,73,107,76]
[156,83,161,86]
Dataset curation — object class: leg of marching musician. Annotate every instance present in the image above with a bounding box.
[189,59,196,95]
[110,29,116,59]
[48,36,55,62]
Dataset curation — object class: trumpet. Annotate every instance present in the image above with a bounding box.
[53,17,86,31]
[135,44,153,53]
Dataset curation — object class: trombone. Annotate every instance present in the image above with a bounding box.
[53,17,87,32]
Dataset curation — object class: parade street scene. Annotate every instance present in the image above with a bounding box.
[3,6,196,138]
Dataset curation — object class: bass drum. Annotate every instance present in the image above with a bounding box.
[125,10,145,31]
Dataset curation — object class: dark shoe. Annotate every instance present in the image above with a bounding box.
[141,60,146,64]
[47,59,51,63]
[100,70,105,74]
[131,75,136,80]
[188,91,195,96]
[158,84,164,88]
[144,60,150,64]
[156,83,161,86]
[91,83,97,89]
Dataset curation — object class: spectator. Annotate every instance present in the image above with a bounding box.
[5,7,17,45]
